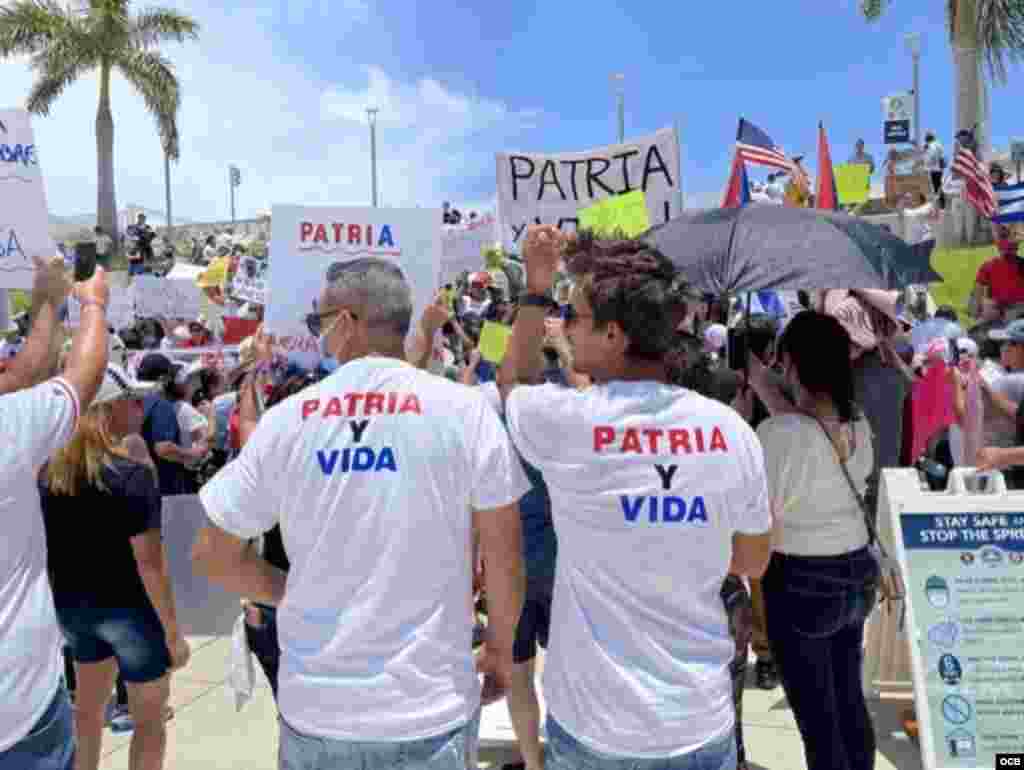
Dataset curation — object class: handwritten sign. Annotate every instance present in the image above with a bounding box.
[478,321,512,364]
[578,190,650,237]
[66,286,135,330]
[133,276,203,320]
[835,163,871,204]
[0,109,54,289]
[231,255,268,305]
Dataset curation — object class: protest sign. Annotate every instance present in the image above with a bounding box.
[133,275,203,320]
[478,321,512,364]
[883,469,1024,770]
[578,190,650,237]
[882,92,912,144]
[266,205,440,365]
[835,163,871,204]
[67,286,135,330]
[496,127,681,250]
[440,215,498,281]
[0,109,54,289]
[231,255,268,305]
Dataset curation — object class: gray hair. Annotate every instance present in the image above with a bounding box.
[324,258,413,337]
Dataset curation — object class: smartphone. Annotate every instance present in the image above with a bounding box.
[74,242,98,282]
[727,329,748,372]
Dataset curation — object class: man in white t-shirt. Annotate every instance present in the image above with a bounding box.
[500,226,772,770]
[193,258,529,769]
[1,256,109,770]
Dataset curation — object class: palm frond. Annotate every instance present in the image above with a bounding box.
[131,8,199,48]
[861,0,886,21]
[975,0,1024,82]
[115,48,182,158]
[25,52,91,115]
[0,0,71,57]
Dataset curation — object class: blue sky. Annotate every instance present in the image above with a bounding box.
[2,0,1022,221]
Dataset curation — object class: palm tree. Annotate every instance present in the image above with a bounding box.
[0,0,199,245]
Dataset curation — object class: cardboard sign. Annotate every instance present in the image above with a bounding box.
[478,321,512,364]
[66,286,135,330]
[133,275,203,320]
[440,215,498,282]
[883,469,1024,769]
[231,255,268,305]
[266,205,440,366]
[578,190,650,237]
[835,163,872,204]
[496,127,680,251]
[0,109,54,289]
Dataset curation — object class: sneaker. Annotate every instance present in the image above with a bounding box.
[755,658,779,690]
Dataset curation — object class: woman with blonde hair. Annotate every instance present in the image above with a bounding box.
[40,364,190,770]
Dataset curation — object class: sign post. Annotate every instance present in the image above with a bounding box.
[1011,139,1024,185]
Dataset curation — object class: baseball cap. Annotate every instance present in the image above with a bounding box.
[136,352,178,383]
[93,364,159,406]
[990,320,1024,344]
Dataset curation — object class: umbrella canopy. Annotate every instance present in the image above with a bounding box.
[644,205,943,294]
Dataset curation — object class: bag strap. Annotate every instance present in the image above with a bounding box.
[807,412,887,556]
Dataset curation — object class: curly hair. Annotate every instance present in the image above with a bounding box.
[563,231,679,361]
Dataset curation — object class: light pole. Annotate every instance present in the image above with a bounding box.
[611,73,625,143]
[905,33,922,148]
[228,165,241,223]
[164,151,172,237]
[367,108,379,208]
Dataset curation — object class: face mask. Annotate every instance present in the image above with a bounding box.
[926,586,950,608]
[998,239,1019,256]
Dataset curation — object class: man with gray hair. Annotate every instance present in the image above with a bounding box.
[193,258,528,770]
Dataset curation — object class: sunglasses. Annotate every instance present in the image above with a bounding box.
[304,308,359,337]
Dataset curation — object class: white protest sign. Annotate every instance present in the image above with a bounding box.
[440,215,498,281]
[496,127,681,251]
[231,255,268,305]
[132,275,203,320]
[0,110,54,289]
[266,205,440,366]
[67,286,135,330]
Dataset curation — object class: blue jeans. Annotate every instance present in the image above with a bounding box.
[278,718,470,770]
[544,717,736,770]
[762,548,880,770]
[0,686,75,770]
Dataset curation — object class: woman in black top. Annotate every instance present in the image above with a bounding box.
[40,365,189,770]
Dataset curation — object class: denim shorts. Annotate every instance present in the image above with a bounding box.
[512,596,552,664]
[278,718,470,770]
[0,685,75,770]
[544,717,736,770]
[57,602,171,683]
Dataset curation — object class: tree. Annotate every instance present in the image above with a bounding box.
[0,0,199,245]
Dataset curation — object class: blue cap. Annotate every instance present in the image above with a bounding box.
[989,319,1024,343]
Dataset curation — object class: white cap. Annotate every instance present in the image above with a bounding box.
[93,364,160,406]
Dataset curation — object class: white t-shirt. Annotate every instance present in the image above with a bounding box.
[757,413,872,556]
[459,296,491,320]
[200,357,530,742]
[0,378,79,751]
[924,141,945,173]
[505,382,770,757]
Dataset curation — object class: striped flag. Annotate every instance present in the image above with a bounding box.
[721,150,751,208]
[815,122,839,211]
[952,146,997,219]
[735,118,793,173]
[994,182,1024,224]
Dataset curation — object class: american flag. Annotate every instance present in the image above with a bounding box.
[735,118,793,173]
[952,146,997,219]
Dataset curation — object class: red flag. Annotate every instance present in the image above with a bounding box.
[953,146,997,219]
[815,122,839,211]
[721,150,751,208]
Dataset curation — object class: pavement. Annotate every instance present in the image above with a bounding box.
[94,497,925,769]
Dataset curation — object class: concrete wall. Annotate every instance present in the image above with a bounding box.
[157,218,271,243]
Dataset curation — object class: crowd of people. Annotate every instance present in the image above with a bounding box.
[4,214,1024,770]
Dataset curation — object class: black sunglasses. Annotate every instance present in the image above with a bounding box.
[304,309,357,337]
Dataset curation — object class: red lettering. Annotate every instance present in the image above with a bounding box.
[694,428,705,453]
[620,428,642,453]
[301,399,320,420]
[709,426,728,452]
[313,224,328,244]
[668,429,692,454]
[348,225,361,245]
[332,223,343,243]
[642,428,663,453]
[365,392,385,415]
[366,224,373,245]
[300,222,314,242]
[594,426,615,452]
[399,394,422,414]
[323,397,343,418]
[343,393,364,416]
[386,392,398,413]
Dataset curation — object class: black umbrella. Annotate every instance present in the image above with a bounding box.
[643,205,943,294]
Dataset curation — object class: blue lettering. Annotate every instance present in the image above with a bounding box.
[378,224,394,248]
[317,450,339,475]
[375,447,397,472]
[620,495,711,524]
[663,496,687,522]
[620,495,644,522]
[0,229,25,260]
[317,446,399,475]
[688,496,708,523]
[352,447,374,471]
[0,143,37,166]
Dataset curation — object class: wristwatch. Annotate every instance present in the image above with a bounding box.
[520,293,555,310]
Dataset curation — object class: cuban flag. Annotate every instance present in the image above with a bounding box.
[994,182,1024,224]
[748,290,787,317]
[721,150,751,208]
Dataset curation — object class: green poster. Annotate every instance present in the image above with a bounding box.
[835,163,871,205]
[578,190,650,238]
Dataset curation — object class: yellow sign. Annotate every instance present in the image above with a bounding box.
[197,257,229,289]
[478,321,513,364]
[579,190,650,238]
[835,163,872,204]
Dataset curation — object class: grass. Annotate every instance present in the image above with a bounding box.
[930,245,993,322]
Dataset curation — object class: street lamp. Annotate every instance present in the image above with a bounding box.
[367,108,379,208]
[905,32,922,148]
[611,73,625,143]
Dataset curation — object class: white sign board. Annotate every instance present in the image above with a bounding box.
[440,215,498,281]
[266,205,440,366]
[67,286,135,330]
[231,255,268,305]
[882,468,1024,770]
[133,275,203,320]
[882,92,913,145]
[0,110,54,289]
[496,127,681,251]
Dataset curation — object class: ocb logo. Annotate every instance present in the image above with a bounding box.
[996,753,1024,767]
